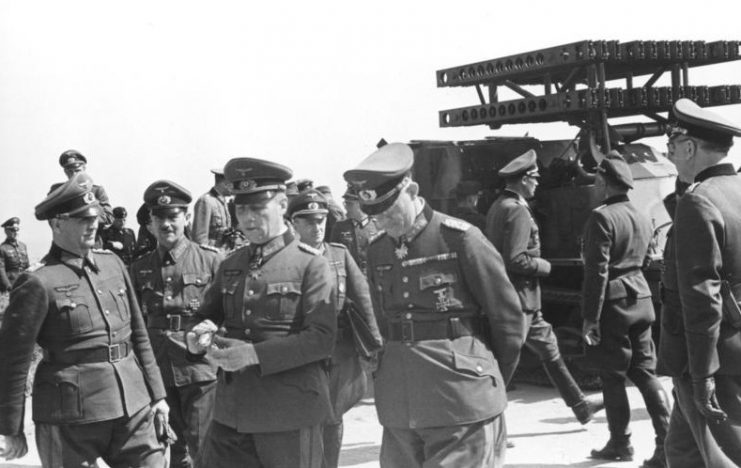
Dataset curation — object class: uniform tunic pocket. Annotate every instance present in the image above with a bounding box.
[110,286,131,323]
[452,351,498,386]
[266,282,302,320]
[33,370,83,422]
[55,297,94,335]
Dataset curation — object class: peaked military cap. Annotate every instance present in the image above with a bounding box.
[342,184,359,201]
[286,180,299,197]
[670,98,741,146]
[454,180,482,198]
[315,185,332,196]
[35,172,101,220]
[1,217,20,229]
[296,178,314,192]
[58,149,87,168]
[143,180,192,212]
[287,189,329,219]
[498,149,539,178]
[113,206,128,218]
[597,151,633,189]
[210,167,225,176]
[343,142,414,215]
[225,157,293,204]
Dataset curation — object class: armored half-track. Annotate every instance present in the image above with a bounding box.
[412,40,741,352]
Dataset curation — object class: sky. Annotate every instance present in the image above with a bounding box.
[2,0,741,260]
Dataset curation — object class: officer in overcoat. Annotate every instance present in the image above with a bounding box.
[486,149,603,425]
[329,185,379,276]
[185,158,336,468]
[0,172,168,467]
[344,143,526,468]
[661,98,741,467]
[581,154,670,465]
[288,189,383,468]
[0,217,30,293]
[130,180,223,467]
[192,168,232,250]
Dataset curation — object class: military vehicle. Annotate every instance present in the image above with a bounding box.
[410,40,741,359]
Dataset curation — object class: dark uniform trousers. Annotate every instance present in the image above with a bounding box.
[367,204,525,468]
[192,231,336,468]
[660,165,741,466]
[0,245,167,468]
[321,242,383,468]
[131,238,222,468]
[581,194,669,441]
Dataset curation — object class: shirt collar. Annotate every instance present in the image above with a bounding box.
[694,163,737,183]
[398,199,431,244]
[49,243,99,273]
[254,228,295,260]
[603,194,630,206]
[158,236,189,264]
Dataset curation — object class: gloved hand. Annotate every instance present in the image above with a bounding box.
[110,241,124,250]
[0,433,28,461]
[207,335,259,371]
[582,319,601,346]
[692,376,728,423]
[185,320,218,354]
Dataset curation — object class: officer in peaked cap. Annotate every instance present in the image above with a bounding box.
[581,152,670,465]
[58,149,87,171]
[0,172,169,466]
[312,185,347,242]
[330,184,379,276]
[451,179,486,231]
[130,180,222,468]
[99,207,137,266]
[289,188,382,468]
[52,149,114,226]
[660,98,741,467]
[486,149,604,430]
[344,142,525,468]
[296,178,314,193]
[0,217,29,294]
[187,157,336,468]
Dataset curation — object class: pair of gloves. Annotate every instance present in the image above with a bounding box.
[185,320,259,371]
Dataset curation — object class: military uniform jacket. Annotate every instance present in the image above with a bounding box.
[581,194,653,322]
[194,230,336,433]
[0,238,29,292]
[451,205,486,232]
[0,244,166,435]
[485,190,551,312]
[367,203,525,429]
[330,217,379,275]
[131,238,222,387]
[100,226,137,266]
[192,188,231,248]
[674,164,741,379]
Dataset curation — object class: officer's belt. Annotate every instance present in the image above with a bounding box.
[387,315,482,343]
[43,342,131,364]
[608,266,642,280]
[147,314,199,332]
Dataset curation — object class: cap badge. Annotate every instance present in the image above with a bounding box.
[308,202,319,210]
[358,189,377,201]
[236,168,254,177]
[66,157,77,165]
[158,195,171,205]
[307,192,318,199]
[83,192,96,204]
[239,179,257,190]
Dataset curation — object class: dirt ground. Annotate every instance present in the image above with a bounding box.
[1,376,674,468]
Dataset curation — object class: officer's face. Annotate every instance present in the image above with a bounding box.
[4,226,19,241]
[112,217,126,230]
[235,195,287,245]
[372,183,417,238]
[151,209,189,249]
[293,215,326,247]
[63,164,86,179]
[666,135,696,183]
[521,172,540,199]
[344,199,365,221]
[54,215,99,254]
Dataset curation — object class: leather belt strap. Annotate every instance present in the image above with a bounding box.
[387,316,482,343]
[147,314,198,331]
[44,342,131,364]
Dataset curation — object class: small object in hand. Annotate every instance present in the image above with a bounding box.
[198,332,213,348]
[154,412,178,445]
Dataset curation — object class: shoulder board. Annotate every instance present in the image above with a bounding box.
[686,182,701,193]
[199,243,220,253]
[369,231,387,244]
[328,242,347,250]
[92,248,114,254]
[298,243,321,255]
[442,218,471,232]
[27,261,46,273]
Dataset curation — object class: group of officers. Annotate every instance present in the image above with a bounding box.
[0,97,740,468]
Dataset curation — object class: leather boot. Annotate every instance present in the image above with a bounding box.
[543,357,603,424]
[640,441,666,468]
[590,434,634,461]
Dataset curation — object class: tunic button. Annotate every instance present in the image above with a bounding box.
[281,286,288,293]
[112,332,117,337]
[407,304,414,309]
[476,365,483,373]
[247,290,254,296]
[244,328,251,336]
[196,279,201,284]
[377,285,383,292]
[166,277,172,283]
[435,277,442,284]
[97,290,103,295]
[405,313,412,319]
[166,296,172,301]
[402,276,409,283]
[245,310,252,316]
[104,310,110,315]
[403,292,409,298]
[70,302,77,308]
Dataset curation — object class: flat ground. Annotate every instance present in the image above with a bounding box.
[1,377,673,468]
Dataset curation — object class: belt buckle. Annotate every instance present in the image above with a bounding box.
[108,344,122,362]
[401,320,414,343]
[167,314,182,331]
